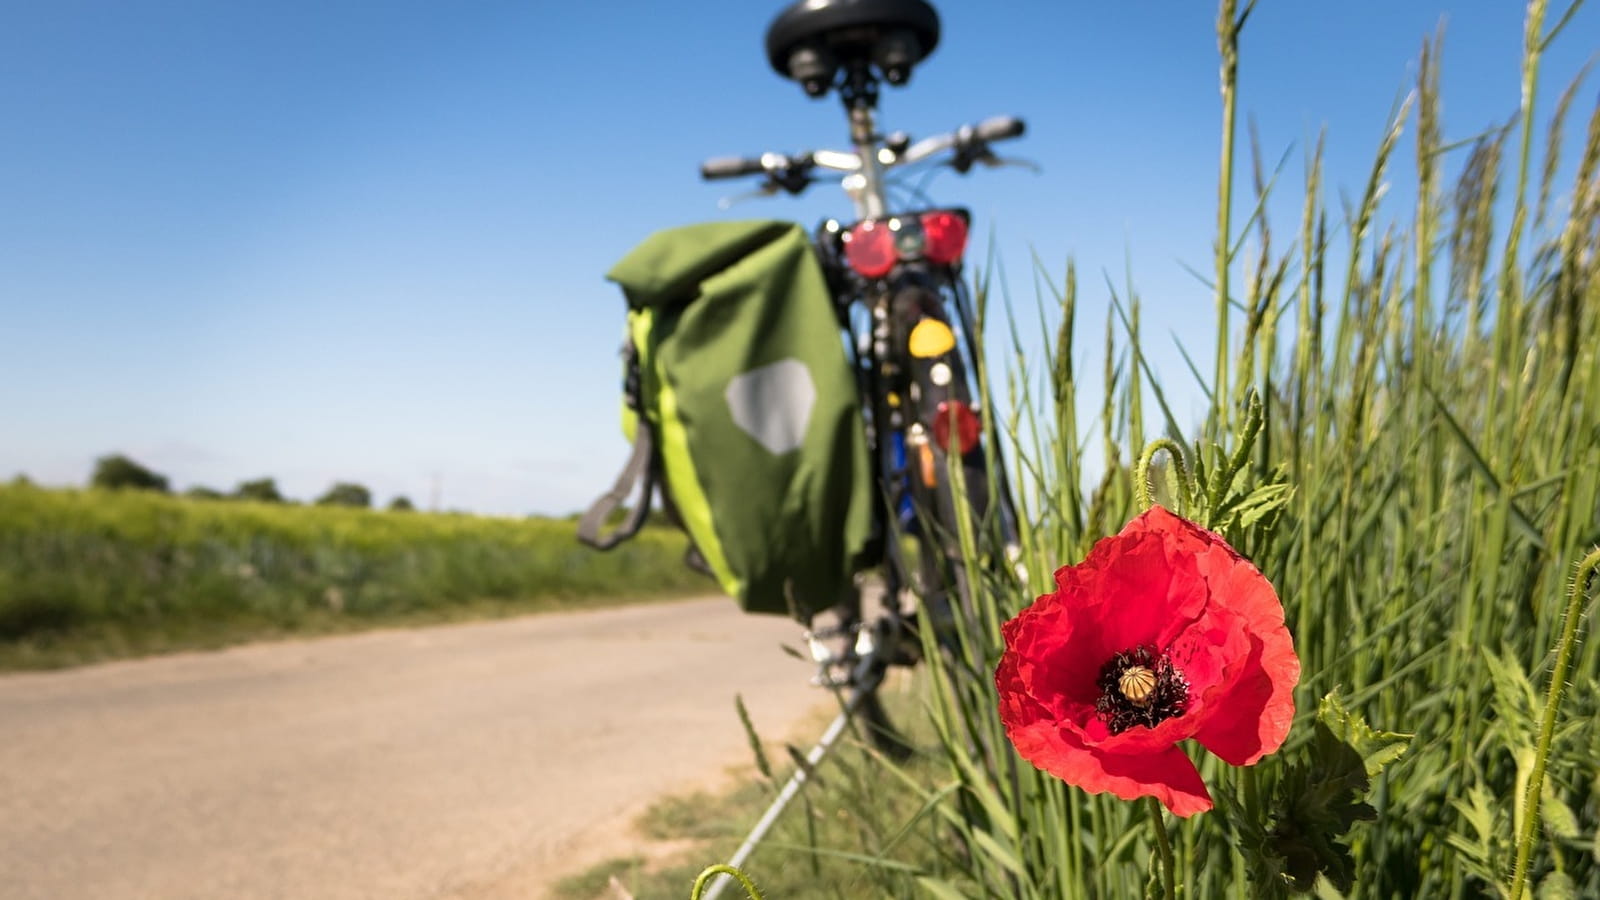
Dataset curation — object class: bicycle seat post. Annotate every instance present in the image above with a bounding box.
[839,61,889,220]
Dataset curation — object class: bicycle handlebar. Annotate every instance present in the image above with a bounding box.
[700,156,768,180]
[699,115,1025,182]
[974,115,1024,142]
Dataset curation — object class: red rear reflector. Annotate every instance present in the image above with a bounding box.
[920,210,968,266]
[931,400,981,456]
[844,219,897,278]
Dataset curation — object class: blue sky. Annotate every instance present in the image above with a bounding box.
[2,1,1594,515]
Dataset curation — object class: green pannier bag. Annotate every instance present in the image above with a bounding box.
[578,219,873,619]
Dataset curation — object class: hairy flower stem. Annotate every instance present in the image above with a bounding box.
[1509,546,1600,900]
[692,864,765,900]
[1136,439,1194,515]
[1149,796,1177,900]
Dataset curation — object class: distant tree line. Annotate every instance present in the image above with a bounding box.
[87,454,415,511]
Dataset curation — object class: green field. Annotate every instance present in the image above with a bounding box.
[0,482,705,669]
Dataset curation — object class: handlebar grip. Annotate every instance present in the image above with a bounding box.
[974,116,1026,142]
[700,156,766,180]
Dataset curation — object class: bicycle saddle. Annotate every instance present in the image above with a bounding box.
[765,0,940,93]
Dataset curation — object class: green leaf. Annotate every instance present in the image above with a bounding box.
[1537,871,1577,900]
[1447,783,1513,896]
[1449,785,1498,850]
[1482,650,1540,739]
[1421,380,1547,548]
[783,743,822,789]
[1215,790,1292,899]
[967,828,1025,880]
[1316,690,1413,778]
[1313,879,1350,900]
[1247,717,1391,895]
[734,694,774,786]
[1213,479,1293,531]
[1144,851,1164,900]
[938,740,1020,844]
[1514,745,1536,841]
[1540,785,1580,840]
[914,876,970,900]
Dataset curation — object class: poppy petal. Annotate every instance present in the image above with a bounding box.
[1189,526,1299,763]
[1192,634,1299,764]
[1090,744,1214,817]
[1003,599,1103,717]
[999,707,1213,816]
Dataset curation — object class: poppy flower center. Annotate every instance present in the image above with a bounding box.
[1095,644,1189,734]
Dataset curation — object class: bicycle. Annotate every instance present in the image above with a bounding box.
[697,1,1030,889]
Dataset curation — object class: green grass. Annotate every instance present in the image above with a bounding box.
[673,2,1600,897]
[0,482,706,669]
[555,856,649,899]
[555,683,963,900]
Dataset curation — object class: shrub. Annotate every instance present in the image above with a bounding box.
[234,478,285,503]
[316,482,372,508]
[90,454,169,493]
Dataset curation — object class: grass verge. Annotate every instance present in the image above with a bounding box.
[553,676,956,900]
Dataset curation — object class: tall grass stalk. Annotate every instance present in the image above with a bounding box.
[1212,0,1254,437]
[758,0,1600,896]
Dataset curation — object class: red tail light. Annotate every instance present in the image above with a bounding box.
[920,210,968,265]
[844,210,967,278]
[931,400,981,456]
[844,219,897,278]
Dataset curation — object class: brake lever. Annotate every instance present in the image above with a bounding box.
[717,182,781,210]
[978,153,1043,174]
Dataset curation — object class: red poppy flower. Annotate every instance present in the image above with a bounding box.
[995,505,1299,817]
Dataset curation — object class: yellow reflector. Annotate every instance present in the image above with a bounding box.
[909,319,956,358]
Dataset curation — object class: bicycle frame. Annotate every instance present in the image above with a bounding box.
[777,91,1025,630]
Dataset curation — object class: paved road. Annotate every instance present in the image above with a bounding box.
[0,598,825,899]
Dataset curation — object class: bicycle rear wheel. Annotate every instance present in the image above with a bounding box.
[889,274,1017,651]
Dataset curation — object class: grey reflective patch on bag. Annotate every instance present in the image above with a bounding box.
[725,358,816,454]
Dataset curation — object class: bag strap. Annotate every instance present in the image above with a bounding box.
[577,418,656,550]
[578,341,655,550]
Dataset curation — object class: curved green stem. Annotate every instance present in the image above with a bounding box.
[1508,546,1600,900]
[1148,796,1177,900]
[690,864,765,900]
[1136,439,1193,516]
